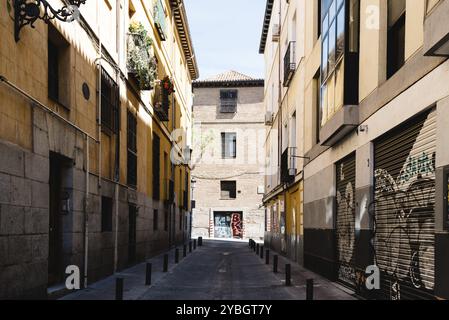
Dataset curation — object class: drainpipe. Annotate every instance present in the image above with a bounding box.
[113,0,122,273]
[84,135,89,289]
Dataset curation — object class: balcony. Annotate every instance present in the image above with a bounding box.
[283,41,296,87]
[154,0,167,41]
[281,148,296,185]
[423,0,449,56]
[165,178,175,206]
[153,84,170,122]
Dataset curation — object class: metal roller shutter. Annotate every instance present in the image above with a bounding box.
[374,109,436,300]
[336,153,357,288]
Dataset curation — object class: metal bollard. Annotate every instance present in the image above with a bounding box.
[145,263,152,286]
[265,249,270,265]
[253,241,256,251]
[273,255,278,273]
[306,279,314,300]
[175,248,179,264]
[260,246,264,259]
[285,264,291,286]
[249,239,252,247]
[183,244,187,258]
[163,254,168,272]
[256,243,259,255]
[189,241,192,253]
[193,239,197,250]
[115,278,124,300]
[198,237,203,246]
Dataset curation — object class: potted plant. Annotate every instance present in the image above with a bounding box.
[127,22,157,90]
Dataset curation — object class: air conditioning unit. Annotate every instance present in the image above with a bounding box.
[272,24,280,42]
[265,111,273,126]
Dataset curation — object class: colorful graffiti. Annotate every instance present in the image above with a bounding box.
[214,212,243,239]
[231,213,243,239]
[336,181,356,285]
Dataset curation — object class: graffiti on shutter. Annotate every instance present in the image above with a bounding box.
[373,109,436,300]
[336,154,356,288]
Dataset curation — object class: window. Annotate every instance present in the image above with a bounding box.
[127,111,137,188]
[153,210,159,231]
[221,181,237,199]
[221,132,237,159]
[387,0,406,79]
[317,0,322,39]
[48,25,70,107]
[153,133,161,200]
[220,90,238,113]
[101,196,113,232]
[48,41,59,102]
[320,0,359,126]
[101,68,120,133]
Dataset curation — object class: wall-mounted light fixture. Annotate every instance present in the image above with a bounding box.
[14,0,86,42]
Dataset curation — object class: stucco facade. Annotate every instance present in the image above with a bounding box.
[260,0,449,299]
[0,0,198,299]
[191,72,265,241]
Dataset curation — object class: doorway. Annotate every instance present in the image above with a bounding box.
[48,152,72,286]
[213,212,243,239]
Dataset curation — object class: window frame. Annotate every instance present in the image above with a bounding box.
[221,132,237,159]
[219,90,238,113]
[220,181,237,200]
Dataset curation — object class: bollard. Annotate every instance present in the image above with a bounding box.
[175,248,179,264]
[285,264,291,286]
[183,244,187,258]
[249,239,251,247]
[193,239,197,250]
[273,255,278,273]
[306,279,314,300]
[256,243,259,255]
[115,278,124,300]
[189,241,192,253]
[163,254,168,272]
[198,237,203,246]
[265,249,270,265]
[260,246,264,259]
[145,263,152,286]
[253,241,256,252]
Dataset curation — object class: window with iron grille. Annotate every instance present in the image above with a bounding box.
[221,132,237,159]
[220,90,238,113]
[153,133,161,200]
[127,111,137,188]
[221,181,237,199]
[48,41,59,102]
[101,196,113,232]
[101,68,120,134]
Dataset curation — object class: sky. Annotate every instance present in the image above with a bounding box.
[184,0,266,80]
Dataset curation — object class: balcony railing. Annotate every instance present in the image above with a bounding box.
[126,32,156,91]
[219,99,237,113]
[154,0,167,41]
[283,41,296,87]
[153,83,170,121]
[281,147,297,184]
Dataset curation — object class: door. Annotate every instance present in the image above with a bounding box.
[374,109,436,300]
[49,154,63,286]
[128,205,137,265]
[336,153,356,288]
[214,212,243,239]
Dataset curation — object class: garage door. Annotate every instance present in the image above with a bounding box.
[374,109,436,300]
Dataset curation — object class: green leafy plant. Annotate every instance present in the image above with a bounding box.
[127,21,157,90]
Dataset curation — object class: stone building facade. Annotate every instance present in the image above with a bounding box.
[260,0,449,300]
[191,71,265,241]
[0,0,198,299]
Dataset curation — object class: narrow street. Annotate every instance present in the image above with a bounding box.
[62,240,355,300]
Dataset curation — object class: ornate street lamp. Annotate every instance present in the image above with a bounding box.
[14,0,87,42]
